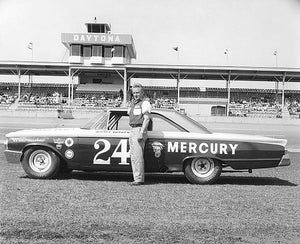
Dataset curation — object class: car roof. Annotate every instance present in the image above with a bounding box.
[106,107,211,133]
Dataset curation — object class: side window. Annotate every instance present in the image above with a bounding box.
[116,116,130,130]
[151,115,182,132]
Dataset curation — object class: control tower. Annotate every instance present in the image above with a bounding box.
[61,22,136,65]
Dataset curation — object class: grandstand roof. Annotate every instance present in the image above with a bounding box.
[0,61,300,83]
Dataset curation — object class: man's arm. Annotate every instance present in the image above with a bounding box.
[140,112,150,134]
[137,112,150,141]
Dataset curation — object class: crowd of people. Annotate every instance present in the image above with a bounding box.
[229,100,282,118]
[0,94,17,104]
[72,96,123,108]
[1,90,300,118]
[287,99,300,117]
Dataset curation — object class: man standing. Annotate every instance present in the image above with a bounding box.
[128,83,151,185]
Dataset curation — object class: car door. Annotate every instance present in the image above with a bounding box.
[145,113,187,172]
[76,111,132,172]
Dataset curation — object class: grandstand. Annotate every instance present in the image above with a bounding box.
[0,21,300,118]
[1,81,299,118]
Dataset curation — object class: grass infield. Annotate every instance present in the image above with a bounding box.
[1,149,299,243]
[0,116,300,243]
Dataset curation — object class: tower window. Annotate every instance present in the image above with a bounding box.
[104,46,113,58]
[92,45,103,57]
[70,44,81,56]
[83,46,92,57]
[113,46,124,57]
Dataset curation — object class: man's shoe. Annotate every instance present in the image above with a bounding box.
[129,181,144,186]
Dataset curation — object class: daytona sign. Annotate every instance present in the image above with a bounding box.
[61,33,133,45]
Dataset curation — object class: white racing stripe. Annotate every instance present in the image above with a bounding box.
[0,139,299,153]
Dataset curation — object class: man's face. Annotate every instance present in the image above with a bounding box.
[132,87,142,100]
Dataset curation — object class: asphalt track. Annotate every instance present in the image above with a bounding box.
[1,115,300,152]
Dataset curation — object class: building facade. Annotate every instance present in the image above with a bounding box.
[61,22,136,65]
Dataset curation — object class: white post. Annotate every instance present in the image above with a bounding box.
[68,67,71,107]
[281,73,286,114]
[226,71,231,117]
[18,69,21,101]
[71,74,74,103]
[177,70,180,106]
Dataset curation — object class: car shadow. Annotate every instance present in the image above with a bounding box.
[216,175,297,186]
[26,171,297,186]
[59,171,190,185]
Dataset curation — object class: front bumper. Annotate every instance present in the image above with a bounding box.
[278,154,291,167]
[4,150,22,164]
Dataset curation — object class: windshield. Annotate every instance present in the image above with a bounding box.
[81,112,108,130]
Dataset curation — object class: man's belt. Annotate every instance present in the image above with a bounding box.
[130,124,142,128]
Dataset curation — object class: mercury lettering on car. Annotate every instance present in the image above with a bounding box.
[167,141,238,155]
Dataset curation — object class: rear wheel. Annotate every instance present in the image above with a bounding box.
[22,147,60,179]
[184,158,222,184]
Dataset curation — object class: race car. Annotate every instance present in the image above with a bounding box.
[4,108,291,184]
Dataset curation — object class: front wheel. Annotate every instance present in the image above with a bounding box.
[21,147,61,179]
[184,158,222,184]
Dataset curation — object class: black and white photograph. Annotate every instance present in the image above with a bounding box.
[0,0,300,243]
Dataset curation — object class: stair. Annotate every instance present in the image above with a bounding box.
[281,106,290,119]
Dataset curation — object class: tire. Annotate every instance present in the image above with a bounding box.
[21,147,61,179]
[184,157,222,184]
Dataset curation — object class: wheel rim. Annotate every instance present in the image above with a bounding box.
[191,158,214,178]
[28,150,52,173]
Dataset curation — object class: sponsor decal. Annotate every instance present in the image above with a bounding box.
[151,141,164,158]
[167,141,238,155]
[96,130,130,134]
[65,149,74,159]
[53,138,65,144]
[56,144,62,150]
[65,138,74,147]
[11,138,46,143]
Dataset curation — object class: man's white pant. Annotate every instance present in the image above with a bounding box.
[129,127,146,183]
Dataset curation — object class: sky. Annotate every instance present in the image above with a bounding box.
[0,0,300,89]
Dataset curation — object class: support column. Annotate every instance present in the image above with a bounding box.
[226,71,231,117]
[281,72,286,114]
[275,80,279,102]
[68,67,71,107]
[177,70,180,106]
[18,69,21,101]
[71,73,74,103]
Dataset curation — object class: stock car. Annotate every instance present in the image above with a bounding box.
[4,108,291,184]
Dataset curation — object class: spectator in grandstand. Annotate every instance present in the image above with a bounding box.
[128,83,151,186]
